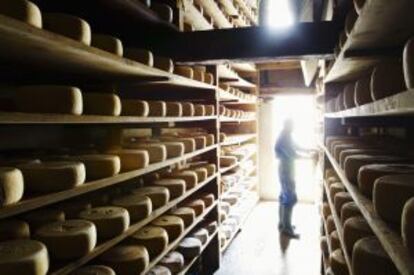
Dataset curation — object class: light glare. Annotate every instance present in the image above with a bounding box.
[267,0,294,28]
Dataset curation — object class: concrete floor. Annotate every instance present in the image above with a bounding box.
[216,202,321,275]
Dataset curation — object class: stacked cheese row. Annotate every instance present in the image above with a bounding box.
[220,143,256,169]
[219,106,255,120]
[219,83,257,102]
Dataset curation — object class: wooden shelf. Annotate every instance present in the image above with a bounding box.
[218,0,239,17]
[233,0,257,25]
[325,90,414,118]
[218,89,256,104]
[182,0,214,31]
[0,145,218,219]
[221,134,256,146]
[323,145,414,275]
[194,0,233,29]
[219,116,256,123]
[325,0,414,83]
[220,150,256,174]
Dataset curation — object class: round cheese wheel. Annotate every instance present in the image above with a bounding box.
[404,38,414,89]
[153,56,174,73]
[330,249,348,275]
[193,167,208,182]
[43,13,91,45]
[327,176,339,185]
[160,137,196,154]
[79,206,129,239]
[83,93,121,116]
[71,265,116,275]
[0,0,42,28]
[330,182,345,199]
[99,245,149,275]
[0,219,30,241]
[192,228,209,245]
[166,102,182,117]
[107,149,149,172]
[175,66,194,79]
[112,193,152,222]
[166,171,198,189]
[219,133,227,143]
[182,102,195,116]
[221,201,231,215]
[171,207,195,227]
[91,34,123,56]
[341,202,361,225]
[201,164,216,177]
[333,142,365,161]
[204,73,214,85]
[343,216,372,255]
[192,69,204,82]
[354,76,373,106]
[153,179,186,199]
[178,237,202,259]
[343,83,356,109]
[0,239,49,275]
[121,100,149,116]
[186,199,205,216]
[352,237,399,275]
[205,134,215,146]
[194,104,206,116]
[132,186,170,209]
[204,105,215,116]
[124,48,153,66]
[326,215,335,234]
[220,156,237,167]
[203,220,218,235]
[370,62,406,101]
[0,167,24,206]
[147,101,166,117]
[200,193,215,207]
[222,194,239,206]
[193,136,207,150]
[35,219,97,259]
[159,251,184,273]
[158,142,184,158]
[148,265,172,275]
[126,143,167,164]
[334,192,353,215]
[321,236,329,259]
[151,215,184,241]
[322,202,331,220]
[339,149,385,168]
[402,197,414,255]
[25,209,65,231]
[330,230,340,251]
[374,174,414,224]
[128,226,169,259]
[66,154,121,180]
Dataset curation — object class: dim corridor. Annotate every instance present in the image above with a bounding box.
[216,202,321,275]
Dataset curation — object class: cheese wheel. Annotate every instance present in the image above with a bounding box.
[152,2,173,22]
[205,105,215,116]
[175,66,194,79]
[165,171,198,189]
[66,154,121,180]
[125,143,167,164]
[193,69,205,82]
[339,149,384,168]
[221,201,231,214]
[124,48,153,66]
[326,216,335,234]
[200,193,215,207]
[194,104,206,116]
[112,194,151,222]
[43,13,91,45]
[223,194,239,206]
[330,249,348,275]
[341,202,361,225]
[166,102,183,117]
[107,149,149,172]
[204,73,214,85]
[322,202,331,220]
[159,251,184,273]
[151,215,184,241]
[205,134,215,146]
[330,182,345,199]
[0,167,24,206]
[201,164,216,176]
[79,206,129,239]
[121,100,149,116]
[371,62,406,101]
[343,83,356,109]
[171,207,195,227]
[358,164,414,198]
[182,102,195,116]
[148,101,167,116]
[99,245,149,275]
[35,220,96,259]
[148,265,171,275]
[128,226,169,259]
[193,136,207,149]
[203,220,218,235]
[193,167,208,182]
[334,192,353,215]
[193,228,209,245]
[321,236,329,260]
[0,239,49,275]
[354,76,373,106]
[186,199,205,216]
[71,265,116,275]
[160,137,196,153]
[132,186,170,209]
[374,175,414,224]
[91,34,123,56]
[25,209,65,231]
[220,156,237,167]
[57,199,92,219]
[219,133,226,143]
[0,219,30,241]
[153,56,174,73]
[402,197,414,255]
[178,237,202,259]
[404,38,414,89]
[0,0,42,28]
[330,230,340,251]
[352,237,398,275]
[14,85,83,115]
[343,216,372,255]
[153,179,186,199]
[161,142,185,158]
[83,93,121,116]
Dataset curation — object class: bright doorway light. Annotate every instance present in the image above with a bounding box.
[267,0,295,28]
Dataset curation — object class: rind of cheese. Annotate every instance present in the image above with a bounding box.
[99,245,149,275]
[132,186,170,209]
[194,104,206,116]
[124,48,153,66]
[151,3,173,22]
[185,199,205,216]
[159,251,184,273]
[402,197,414,255]
[18,161,85,193]
[193,136,207,149]
[171,207,195,228]
[35,219,97,260]
[128,226,169,259]
[203,220,218,235]
[322,202,331,220]
[148,101,167,117]
[192,228,209,245]
[14,85,83,115]
[71,265,116,275]
[343,82,356,109]
[65,154,121,180]
[175,66,194,79]
[329,249,348,275]
[165,171,198,189]
[112,194,152,222]
[0,219,30,241]
[343,216,373,255]
[153,179,186,199]
[340,202,361,225]
[43,13,91,45]
[25,209,65,231]
[204,73,214,85]
[199,193,215,207]
[153,56,174,73]
[121,100,149,117]
[160,142,185,158]
[193,167,208,182]
[370,62,406,101]
[354,77,373,106]
[0,239,49,275]
[151,215,184,241]
[321,237,329,260]
[205,134,215,146]
[193,69,205,82]
[166,102,183,117]
[330,231,340,251]
[334,191,353,215]
[91,34,123,56]
[178,237,202,259]
[204,105,215,116]
[148,265,172,275]
[125,143,167,164]
[82,93,121,116]
[182,102,195,116]
[0,167,24,206]
[107,149,149,172]
[339,149,384,168]
[326,216,335,234]
[0,0,42,28]
[220,156,238,167]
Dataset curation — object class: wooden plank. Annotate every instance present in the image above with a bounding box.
[323,145,414,275]
[0,145,218,219]
[194,0,233,28]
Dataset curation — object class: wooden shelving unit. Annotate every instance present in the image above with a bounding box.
[194,0,233,29]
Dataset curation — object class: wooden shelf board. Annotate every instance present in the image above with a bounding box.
[221,134,257,146]
[183,0,213,31]
[231,62,257,73]
[0,145,218,219]
[194,0,233,29]
[323,145,414,275]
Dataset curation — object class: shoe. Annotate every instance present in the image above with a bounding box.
[282,229,300,239]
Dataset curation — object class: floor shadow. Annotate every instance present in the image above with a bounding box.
[279,233,292,254]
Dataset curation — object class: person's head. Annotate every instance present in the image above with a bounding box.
[283,118,293,132]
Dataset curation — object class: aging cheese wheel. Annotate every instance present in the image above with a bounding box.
[71,265,116,275]
[112,194,151,222]
[175,66,194,79]
[193,167,208,182]
[205,105,215,116]
[333,142,365,161]
[0,219,30,241]
[194,104,206,116]
[126,143,167,164]
[202,164,216,176]
[128,226,168,259]
[0,167,24,206]
[159,251,184,273]
[107,149,149,172]
[160,137,195,153]
[220,156,237,167]
[354,76,373,106]
[14,85,83,115]
[99,245,149,275]
[0,239,49,275]
[193,136,207,149]
[151,215,184,241]
[25,209,65,231]
[203,220,218,235]
[199,193,215,207]
[330,230,340,251]
[341,202,361,225]
[204,73,214,85]
[91,34,123,56]
[221,202,231,214]
[35,219,97,260]
[219,133,227,143]
[182,102,195,116]
[193,69,205,82]
[358,164,414,198]
[374,175,414,224]
[121,100,149,116]
[124,48,153,66]
[343,216,372,255]
[79,206,129,239]
[153,179,186,199]
[330,182,345,199]
[326,215,335,234]
[186,199,205,216]
[165,171,198,189]
[322,202,331,220]
[171,207,195,228]
[343,83,356,109]
[83,93,121,116]
[321,236,329,260]
[160,142,185,158]
[43,13,91,45]
[178,237,202,259]
[404,38,414,89]
[370,62,406,101]
[148,265,172,275]
[339,149,384,168]
[66,154,121,180]
[148,101,167,116]
[334,192,353,215]
[402,197,414,255]
[166,102,183,117]
[192,228,209,245]
[222,194,239,206]
[0,0,42,28]
[352,237,399,275]
[205,134,215,146]
[153,56,174,73]
[132,186,170,209]
[330,249,348,275]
